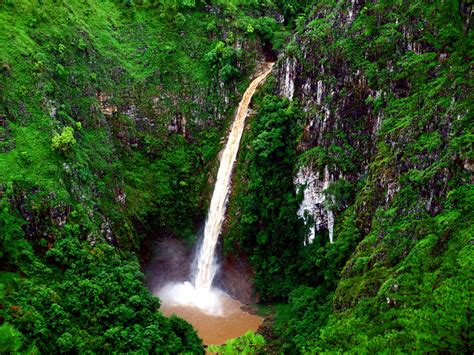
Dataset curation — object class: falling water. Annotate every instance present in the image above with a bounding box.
[193,63,274,290]
[157,63,274,319]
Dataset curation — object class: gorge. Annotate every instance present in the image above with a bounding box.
[1,0,472,354]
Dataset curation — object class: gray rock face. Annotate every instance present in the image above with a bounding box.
[294,166,334,244]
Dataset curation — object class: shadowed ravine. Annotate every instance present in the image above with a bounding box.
[151,63,274,345]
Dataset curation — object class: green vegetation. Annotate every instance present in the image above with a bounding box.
[208,331,265,354]
[51,127,77,154]
[226,95,305,299]
[1,0,472,353]
[1,218,203,353]
[0,0,299,353]
[224,0,473,353]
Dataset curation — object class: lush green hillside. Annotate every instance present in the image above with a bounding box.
[0,0,292,352]
[1,0,472,353]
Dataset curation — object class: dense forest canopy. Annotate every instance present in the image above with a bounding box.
[1,0,472,353]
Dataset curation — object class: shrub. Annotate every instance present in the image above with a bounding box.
[51,127,77,154]
[0,324,23,353]
[174,12,186,27]
[208,331,265,354]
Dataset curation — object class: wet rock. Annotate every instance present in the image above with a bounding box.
[100,218,116,246]
[294,166,334,244]
[50,203,69,227]
[218,251,256,304]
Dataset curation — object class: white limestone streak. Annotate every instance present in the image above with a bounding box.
[281,57,295,100]
[295,165,334,245]
[317,80,324,105]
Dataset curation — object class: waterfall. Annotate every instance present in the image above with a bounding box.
[157,63,274,315]
[193,63,274,290]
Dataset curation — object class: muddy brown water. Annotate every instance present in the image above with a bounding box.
[161,298,262,345]
[145,236,262,345]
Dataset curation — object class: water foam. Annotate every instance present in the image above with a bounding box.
[157,282,230,316]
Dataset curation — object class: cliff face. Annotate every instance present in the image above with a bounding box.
[0,1,268,247]
[270,0,472,351]
[277,0,472,244]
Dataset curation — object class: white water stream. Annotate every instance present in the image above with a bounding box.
[157,64,274,318]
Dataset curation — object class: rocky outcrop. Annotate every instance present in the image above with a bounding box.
[294,166,334,244]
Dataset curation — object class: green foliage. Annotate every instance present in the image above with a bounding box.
[1,231,204,353]
[313,189,473,352]
[0,197,32,266]
[226,95,305,299]
[323,179,353,212]
[208,331,265,354]
[0,323,23,353]
[51,127,77,154]
[205,41,242,82]
[0,323,39,354]
[174,12,186,27]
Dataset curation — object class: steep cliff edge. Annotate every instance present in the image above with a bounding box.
[279,0,473,352]
[227,0,472,352]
